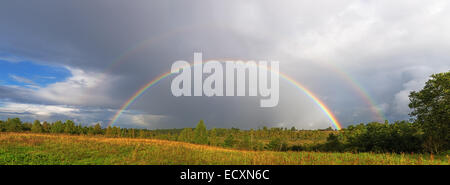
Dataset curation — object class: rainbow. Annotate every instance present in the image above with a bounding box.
[327,64,386,121]
[108,61,343,130]
[99,24,385,123]
[277,73,342,130]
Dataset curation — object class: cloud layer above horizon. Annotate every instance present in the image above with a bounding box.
[0,0,449,129]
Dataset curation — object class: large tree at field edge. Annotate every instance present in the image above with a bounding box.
[409,71,450,153]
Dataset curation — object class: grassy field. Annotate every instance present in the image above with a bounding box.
[0,132,447,165]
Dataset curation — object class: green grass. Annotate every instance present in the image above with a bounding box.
[0,132,448,165]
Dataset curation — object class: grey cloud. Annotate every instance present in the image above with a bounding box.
[0,0,449,129]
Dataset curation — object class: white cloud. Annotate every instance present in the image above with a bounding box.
[131,114,166,127]
[9,74,36,85]
[35,67,118,106]
[113,112,167,129]
[0,102,80,118]
[270,1,450,67]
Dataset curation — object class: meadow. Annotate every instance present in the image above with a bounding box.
[1,132,447,165]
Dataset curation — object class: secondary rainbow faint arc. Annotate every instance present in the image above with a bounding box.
[108,61,343,130]
[320,61,386,122]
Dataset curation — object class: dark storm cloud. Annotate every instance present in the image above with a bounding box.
[0,0,449,128]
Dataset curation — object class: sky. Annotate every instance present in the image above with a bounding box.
[0,0,449,129]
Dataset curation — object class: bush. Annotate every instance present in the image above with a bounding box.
[325,121,424,153]
[266,137,288,151]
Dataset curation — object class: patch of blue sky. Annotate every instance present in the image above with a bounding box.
[0,59,71,88]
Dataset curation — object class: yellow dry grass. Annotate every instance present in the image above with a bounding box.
[0,132,448,165]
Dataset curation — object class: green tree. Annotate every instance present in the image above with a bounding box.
[87,126,95,135]
[105,126,113,137]
[50,120,64,133]
[178,128,193,142]
[112,126,120,137]
[208,128,218,146]
[93,123,103,135]
[290,126,297,131]
[266,137,288,151]
[194,120,208,144]
[129,128,136,138]
[409,71,449,153]
[0,120,5,132]
[238,133,252,150]
[31,120,43,133]
[42,121,50,133]
[139,129,146,138]
[121,128,128,137]
[64,120,76,134]
[6,118,22,132]
[324,133,343,151]
[74,124,83,135]
[223,133,235,148]
[22,122,32,131]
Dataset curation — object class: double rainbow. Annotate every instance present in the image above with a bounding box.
[108,61,342,130]
[101,24,385,125]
